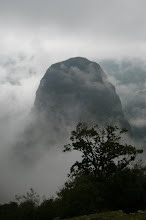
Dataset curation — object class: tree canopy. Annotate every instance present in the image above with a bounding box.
[0,123,145,219]
[63,123,143,181]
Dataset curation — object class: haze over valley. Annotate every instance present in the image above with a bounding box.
[0,0,146,204]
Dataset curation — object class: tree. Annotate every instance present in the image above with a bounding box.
[57,174,103,217]
[15,188,40,220]
[36,198,55,220]
[103,163,146,212]
[0,202,19,220]
[63,123,143,181]
[15,188,40,207]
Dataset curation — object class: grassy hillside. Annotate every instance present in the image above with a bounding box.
[64,210,146,220]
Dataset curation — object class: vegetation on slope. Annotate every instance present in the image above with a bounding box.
[1,123,146,219]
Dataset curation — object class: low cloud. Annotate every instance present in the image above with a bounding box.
[100,58,146,106]
[0,0,146,205]
[0,56,146,203]
[130,119,146,128]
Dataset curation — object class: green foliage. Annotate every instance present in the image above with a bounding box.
[64,210,146,220]
[57,164,146,216]
[58,123,146,217]
[37,198,58,220]
[15,188,40,207]
[0,202,18,220]
[57,174,104,217]
[64,123,143,181]
[103,163,146,212]
[0,123,146,219]
[15,188,40,220]
[18,201,36,220]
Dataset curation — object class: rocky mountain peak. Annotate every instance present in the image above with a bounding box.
[16,57,131,152]
[34,57,130,129]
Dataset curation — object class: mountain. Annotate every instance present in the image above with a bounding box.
[125,90,146,143]
[34,57,130,127]
[99,58,146,145]
[16,57,131,153]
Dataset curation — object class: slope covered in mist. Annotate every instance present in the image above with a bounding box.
[2,57,146,204]
[34,57,130,127]
[125,90,146,143]
[25,57,130,149]
[100,59,146,143]
[16,57,131,154]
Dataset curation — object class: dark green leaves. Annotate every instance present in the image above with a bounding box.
[63,123,143,181]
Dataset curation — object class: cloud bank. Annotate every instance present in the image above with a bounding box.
[0,0,146,203]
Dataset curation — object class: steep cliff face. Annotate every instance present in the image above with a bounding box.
[16,57,131,152]
[33,57,130,130]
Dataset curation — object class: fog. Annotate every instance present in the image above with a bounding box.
[0,55,145,203]
[0,0,146,203]
[0,55,82,203]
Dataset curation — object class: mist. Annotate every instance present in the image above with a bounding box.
[0,0,146,203]
[0,55,145,203]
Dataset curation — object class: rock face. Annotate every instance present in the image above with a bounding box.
[17,57,131,152]
[33,57,130,129]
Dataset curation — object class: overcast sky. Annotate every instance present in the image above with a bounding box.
[1,0,146,60]
[0,0,146,112]
[0,0,146,203]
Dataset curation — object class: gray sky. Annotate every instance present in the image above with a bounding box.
[1,0,146,61]
[0,0,145,128]
[0,0,146,112]
[0,0,146,203]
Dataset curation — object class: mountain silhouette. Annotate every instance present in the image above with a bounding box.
[16,57,131,155]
